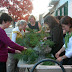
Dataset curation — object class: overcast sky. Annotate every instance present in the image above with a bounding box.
[0,0,51,20]
[31,0,51,16]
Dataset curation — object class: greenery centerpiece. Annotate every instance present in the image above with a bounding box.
[14,28,55,65]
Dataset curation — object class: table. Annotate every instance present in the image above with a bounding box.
[17,60,34,72]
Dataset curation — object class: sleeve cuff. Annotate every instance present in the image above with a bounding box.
[8,48,15,53]
[63,44,65,48]
[65,51,72,58]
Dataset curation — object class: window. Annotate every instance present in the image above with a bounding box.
[55,1,68,16]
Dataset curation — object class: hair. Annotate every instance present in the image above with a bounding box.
[28,15,36,22]
[60,16,72,28]
[55,16,63,25]
[16,20,27,26]
[0,13,12,24]
[56,16,63,20]
[44,16,59,29]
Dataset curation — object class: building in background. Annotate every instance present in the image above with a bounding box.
[43,0,72,19]
[39,14,44,26]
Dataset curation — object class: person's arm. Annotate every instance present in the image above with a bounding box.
[56,45,66,62]
[56,55,67,62]
[37,22,42,33]
[43,36,51,40]
[8,48,15,53]
[8,48,21,54]
[0,29,24,51]
[58,45,65,54]
[55,45,65,58]
[52,27,60,44]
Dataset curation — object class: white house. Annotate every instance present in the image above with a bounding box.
[43,0,72,18]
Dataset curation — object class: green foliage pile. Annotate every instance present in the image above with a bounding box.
[16,28,52,48]
[16,28,40,48]
[38,40,54,49]
[42,54,55,65]
[40,28,50,40]
[14,48,38,64]
[25,32,39,48]
[15,28,55,65]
